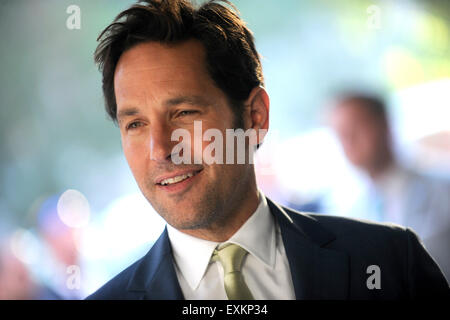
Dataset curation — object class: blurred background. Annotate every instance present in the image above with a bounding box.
[0,0,449,299]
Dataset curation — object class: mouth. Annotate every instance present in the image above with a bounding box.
[155,168,203,193]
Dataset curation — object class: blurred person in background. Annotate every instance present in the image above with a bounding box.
[328,93,450,280]
[0,240,36,299]
[0,233,60,300]
[34,195,85,299]
[0,196,84,300]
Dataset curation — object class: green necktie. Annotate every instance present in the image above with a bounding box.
[211,243,254,300]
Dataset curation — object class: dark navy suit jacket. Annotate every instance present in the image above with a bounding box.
[87,197,449,299]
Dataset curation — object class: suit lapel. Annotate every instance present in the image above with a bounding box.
[124,198,349,300]
[267,198,349,299]
[126,228,184,300]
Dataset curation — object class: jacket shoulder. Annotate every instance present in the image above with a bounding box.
[282,206,449,296]
[284,205,409,241]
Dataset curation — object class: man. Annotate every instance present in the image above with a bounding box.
[0,232,62,300]
[328,94,450,280]
[87,0,448,299]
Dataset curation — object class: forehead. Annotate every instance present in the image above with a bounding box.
[113,40,225,116]
[334,102,374,122]
[114,39,209,92]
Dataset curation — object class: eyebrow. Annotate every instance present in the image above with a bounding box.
[117,107,140,122]
[163,95,211,108]
[116,95,211,122]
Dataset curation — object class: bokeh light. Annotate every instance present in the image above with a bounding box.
[57,189,90,228]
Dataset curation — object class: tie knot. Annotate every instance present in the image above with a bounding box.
[212,243,248,274]
[211,243,254,300]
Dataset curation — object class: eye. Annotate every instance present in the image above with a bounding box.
[126,121,144,130]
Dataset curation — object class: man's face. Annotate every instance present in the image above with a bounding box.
[114,40,251,231]
[330,102,388,170]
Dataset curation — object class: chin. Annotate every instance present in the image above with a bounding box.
[171,211,216,230]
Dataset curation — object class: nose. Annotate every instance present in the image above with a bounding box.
[148,122,175,162]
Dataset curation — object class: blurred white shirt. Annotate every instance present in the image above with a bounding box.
[324,163,450,280]
[167,192,296,300]
[329,164,449,236]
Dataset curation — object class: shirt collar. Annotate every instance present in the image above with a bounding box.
[167,223,218,291]
[167,190,276,291]
[226,192,276,268]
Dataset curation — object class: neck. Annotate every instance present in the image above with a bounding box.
[367,150,394,181]
[179,171,260,242]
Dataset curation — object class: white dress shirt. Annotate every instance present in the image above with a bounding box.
[167,191,296,300]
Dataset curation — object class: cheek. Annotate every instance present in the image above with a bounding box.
[340,134,355,153]
[186,121,227,162]
[354,137,375,161]
[122,137,148,176]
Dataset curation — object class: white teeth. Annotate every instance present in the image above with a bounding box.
[160,172,195,186]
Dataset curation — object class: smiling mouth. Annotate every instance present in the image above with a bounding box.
[157,169,203,186]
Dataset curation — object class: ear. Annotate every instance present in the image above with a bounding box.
[244,86,270,145]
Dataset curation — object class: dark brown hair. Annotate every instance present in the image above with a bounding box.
[335,93,388,125]
[94,0,264,125]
